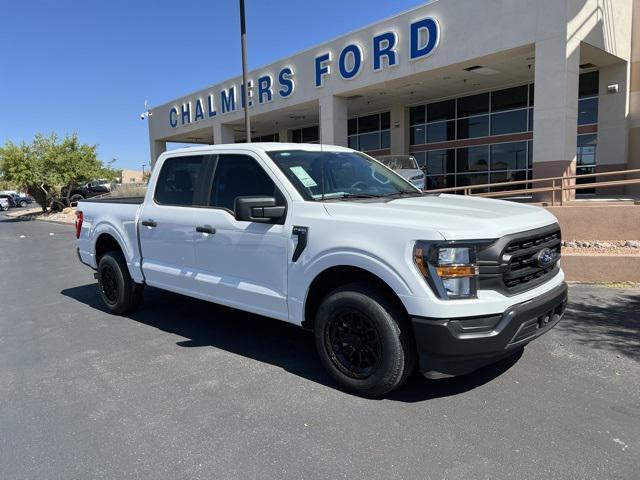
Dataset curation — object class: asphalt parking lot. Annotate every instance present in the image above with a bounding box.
[1,213,639,480]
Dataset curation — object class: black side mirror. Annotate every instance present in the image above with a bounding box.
[234,196,286,223]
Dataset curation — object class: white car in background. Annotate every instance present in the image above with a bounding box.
[0,197,9,211]
[375,155,425,190]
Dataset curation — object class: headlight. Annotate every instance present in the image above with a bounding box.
[413,242,479,299]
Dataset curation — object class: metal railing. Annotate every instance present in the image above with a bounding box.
[425,168,640,206]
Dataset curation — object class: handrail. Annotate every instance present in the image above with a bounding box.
[423,167,640,206]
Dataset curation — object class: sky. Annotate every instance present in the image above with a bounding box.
[0,0,426,171]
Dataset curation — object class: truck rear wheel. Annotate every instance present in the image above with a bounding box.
[314,283,416,397]
[97,251,143,315]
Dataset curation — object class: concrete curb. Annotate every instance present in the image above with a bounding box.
[6,214,73,226]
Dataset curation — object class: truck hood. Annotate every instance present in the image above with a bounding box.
[323,194,558,240]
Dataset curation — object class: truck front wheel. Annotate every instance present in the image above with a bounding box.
[97,251,143,315]
[314,283,416,397]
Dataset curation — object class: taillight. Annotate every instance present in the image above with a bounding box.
[75,211,83,238]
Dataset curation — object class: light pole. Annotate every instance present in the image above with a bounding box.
[239,0,251,142]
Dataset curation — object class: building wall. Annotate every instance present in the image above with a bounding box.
[629,0,640,193]
[148,0,635,198]
[120,169,144,184]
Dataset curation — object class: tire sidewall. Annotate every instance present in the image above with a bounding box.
[98,253,131,314]
[315,287,406,396]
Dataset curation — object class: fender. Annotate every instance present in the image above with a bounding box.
[287,247,415,325]
[91,221,144,283]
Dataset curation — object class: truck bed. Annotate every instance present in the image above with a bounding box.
[79,196,144,204]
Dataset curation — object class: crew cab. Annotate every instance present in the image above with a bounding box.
[76,143,567,396]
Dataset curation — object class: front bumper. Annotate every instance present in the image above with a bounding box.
[411,282,568,377]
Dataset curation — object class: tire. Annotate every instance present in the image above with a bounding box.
[19,201,27,207]
[69,194,84,206]
[314,283,416,397]
[97,250,144,315]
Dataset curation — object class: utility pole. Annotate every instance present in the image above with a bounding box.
[239,0,251,142]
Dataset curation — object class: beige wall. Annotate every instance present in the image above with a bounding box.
[120,170,144,184]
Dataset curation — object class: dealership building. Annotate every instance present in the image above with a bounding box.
[147,0,640,200]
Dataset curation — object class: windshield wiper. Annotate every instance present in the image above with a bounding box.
[380,190,424,198]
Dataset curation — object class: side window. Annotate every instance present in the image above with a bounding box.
[154,155,205,206]
[209,154,278,211]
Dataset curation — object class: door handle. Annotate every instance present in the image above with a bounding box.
[196,225,216,234]
[141,219,157,227]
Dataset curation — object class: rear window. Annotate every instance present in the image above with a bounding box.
[154,155,205,206]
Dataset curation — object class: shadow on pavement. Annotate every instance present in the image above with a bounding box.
[559,288,640,360]
[61,283,521,402]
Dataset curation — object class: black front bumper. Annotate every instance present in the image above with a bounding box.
[411,282,568,377]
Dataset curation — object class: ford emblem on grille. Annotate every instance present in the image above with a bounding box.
[535,248,556,268]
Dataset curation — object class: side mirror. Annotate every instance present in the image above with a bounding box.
[234,196,285,223]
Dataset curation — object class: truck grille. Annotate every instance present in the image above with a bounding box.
[477,224,561,295]
[502,229,561,292]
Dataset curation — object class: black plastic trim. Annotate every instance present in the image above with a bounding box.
[292,226,308,262]
[411,282,568,376]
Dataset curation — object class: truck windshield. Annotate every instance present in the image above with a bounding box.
[267,150,420,200]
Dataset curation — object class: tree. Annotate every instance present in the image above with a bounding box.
[0,133,117,211]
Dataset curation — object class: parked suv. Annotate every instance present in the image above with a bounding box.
[75,144,566,396]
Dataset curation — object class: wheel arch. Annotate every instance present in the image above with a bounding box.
[302,265,409,330]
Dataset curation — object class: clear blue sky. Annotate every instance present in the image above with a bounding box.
[0,0,425,170]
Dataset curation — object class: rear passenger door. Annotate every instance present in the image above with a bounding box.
[138,154,208,293]
[192,153,291,321]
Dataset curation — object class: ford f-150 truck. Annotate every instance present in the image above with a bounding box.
[76,143,567,396]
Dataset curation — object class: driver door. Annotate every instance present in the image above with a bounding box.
[192,153,290,321]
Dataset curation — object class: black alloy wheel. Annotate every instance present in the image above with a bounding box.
[325,308,382,379]
[100,264,119,305]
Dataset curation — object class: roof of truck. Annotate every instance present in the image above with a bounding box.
[159,143,355,157]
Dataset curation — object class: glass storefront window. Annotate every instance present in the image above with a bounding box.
[427,121,456,143]
[491,109,528,135]
[427,99,456,122]
[489,170,527,191]
[579,71,599,98]
[426,149,456,175]
[410,105,426,125]
[292,126,319,144]
[457,172,489,189]
[490,142,528,170]
[578,97,598,125]
[410,125,426,145]
[457,145,489,172]
[348,112,390,152]
[358,132,380,151]
[491,85,528,112]
[577,134,597,166]
[457,93,489,117]
[457,115,489,139]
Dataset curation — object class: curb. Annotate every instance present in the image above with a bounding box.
[7,214,73,226]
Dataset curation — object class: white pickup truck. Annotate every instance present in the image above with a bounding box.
[76,143,567,396]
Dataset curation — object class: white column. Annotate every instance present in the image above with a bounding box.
[390,104,409,155]
[532,35,581,202]
[278,127,290,142]
[149,140,166,169]
[319,95,348,147]
[213,123,235,144]
[596,62,630,169]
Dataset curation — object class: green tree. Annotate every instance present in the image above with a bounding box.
[0,133,117,211]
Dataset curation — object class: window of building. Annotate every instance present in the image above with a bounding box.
[457,92,489,117]
[348,112,390,152]
[236,132,280,143]
[154,155,205,206]
[209,154,279,212]
[291,126,319,144]
[578,71,599,125]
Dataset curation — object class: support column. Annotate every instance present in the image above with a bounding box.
[628,0,640,194]
[149,140,166,169]
[532,36,580,202]
[278,127,290,142]
[213,123,235,144]
[319,95,348,147]
[390,104,409,155]
[595,61,630,195]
